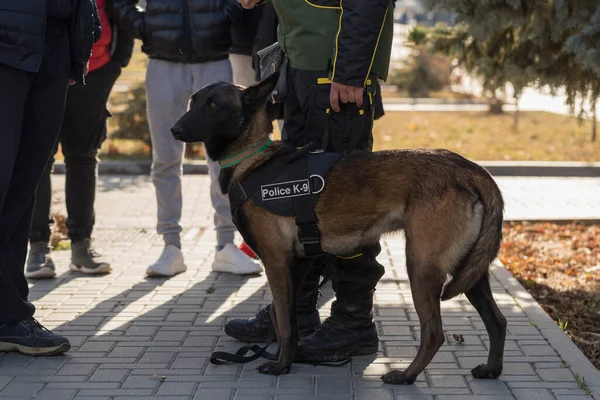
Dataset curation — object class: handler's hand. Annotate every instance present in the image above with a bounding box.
[237,0,260,9]
[330,81,364,112]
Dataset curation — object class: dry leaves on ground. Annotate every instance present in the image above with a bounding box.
[499,222,600,369]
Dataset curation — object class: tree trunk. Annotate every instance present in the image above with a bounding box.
[512,94,520,131]
[592,100,597,142]
[488,95,504,114]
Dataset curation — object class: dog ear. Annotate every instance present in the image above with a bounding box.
[242,71,280,111]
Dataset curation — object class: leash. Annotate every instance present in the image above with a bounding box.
[209,256,351,367]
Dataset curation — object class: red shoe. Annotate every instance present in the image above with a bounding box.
[239,242,258,259]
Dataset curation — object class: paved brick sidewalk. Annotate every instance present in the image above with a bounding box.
[0,175,598,400]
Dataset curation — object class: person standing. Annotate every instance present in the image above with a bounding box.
[0,0,99,356]
[112,0,262,277]
[26,0,135,279]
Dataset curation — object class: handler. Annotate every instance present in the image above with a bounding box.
[226,0,394,362]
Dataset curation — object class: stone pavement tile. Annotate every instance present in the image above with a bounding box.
[88,368,129,382]
[468,379,512,395]
[315,380,352,395]
[76,389,154,397]
[0,382,43,397]
[108,346,145,358]
[521,345,558,356]
[554,396,590,400]
[71,397,112,400]
[429,375,468,388]
[276,375,312,389]
[34,388,77,400]
[56,363,98,376]
[436,397,514,400]
[156,381,197,396]
[508,382,580,390]
[117,397,191,400]
[192,388,233,400]
[274,396,349,400]
[0,397,39,400]
[122,375,161,389]
[79,341,115,352]
[536,368,577,382]
[183,334,218,347]
[348,387,395,400]
[138,351,177,363]
[512,388,556,400]
[0,353,32,366]
[154,330,187,341]
[235,388,314,397]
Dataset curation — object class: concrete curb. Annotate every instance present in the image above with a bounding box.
[491,259,600,399]
[52,160,600,177]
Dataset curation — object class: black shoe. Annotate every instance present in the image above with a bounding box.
[0,318,70,356]
[295,293,379,362]
[224,304,321,343]
[225,262,325,343]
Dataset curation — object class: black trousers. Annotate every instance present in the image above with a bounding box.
[282,67,385,299]
[29,60,122,244]
[0,21,71,323]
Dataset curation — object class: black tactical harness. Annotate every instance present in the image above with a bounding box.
[227,143,342,257]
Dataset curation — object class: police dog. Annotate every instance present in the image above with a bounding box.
[171,72,507,385]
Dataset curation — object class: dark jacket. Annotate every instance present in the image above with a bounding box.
[0,0,101,84]
[230,7,262,56]
[112,0,241,63]
[106,0,135,67]
[271,0,393,86]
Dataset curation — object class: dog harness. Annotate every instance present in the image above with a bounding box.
[227,142,342,257]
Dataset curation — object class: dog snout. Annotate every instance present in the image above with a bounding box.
[171,126,185,141]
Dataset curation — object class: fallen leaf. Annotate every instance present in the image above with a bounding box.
[453,334,465,344]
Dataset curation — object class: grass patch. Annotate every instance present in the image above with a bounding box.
[373,111,599,161]
[574,373,591,396]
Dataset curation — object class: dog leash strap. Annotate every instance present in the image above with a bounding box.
[210,339,276,365]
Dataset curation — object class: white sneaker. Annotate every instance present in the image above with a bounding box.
[146,245,187,277]
[212,243,262,275]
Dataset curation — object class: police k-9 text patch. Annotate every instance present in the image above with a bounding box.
[261,179,310,201]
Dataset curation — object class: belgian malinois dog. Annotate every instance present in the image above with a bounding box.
[171,72,507,385]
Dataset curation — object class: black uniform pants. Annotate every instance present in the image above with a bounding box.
[282,66,385,303]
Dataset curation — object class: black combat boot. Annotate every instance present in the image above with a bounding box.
[295,244,385,362]
[224,262,323,343]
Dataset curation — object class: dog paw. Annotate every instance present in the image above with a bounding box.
[471,364,501,379]
[257,361,291,376]
[381,370,417,385]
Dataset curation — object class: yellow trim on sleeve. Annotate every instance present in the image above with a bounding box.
[305,0,341,9]
[364,6,389,86]
[330,0,344,81]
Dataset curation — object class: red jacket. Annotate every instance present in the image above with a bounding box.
[89,0,112,71]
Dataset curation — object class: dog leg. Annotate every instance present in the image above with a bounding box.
[257,252,296,376]
[382,258,446,385]
[466,275,506,379]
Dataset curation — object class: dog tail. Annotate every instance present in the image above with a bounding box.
[440,171,504,301]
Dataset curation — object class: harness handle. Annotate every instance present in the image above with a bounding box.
[321,87,375,155]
